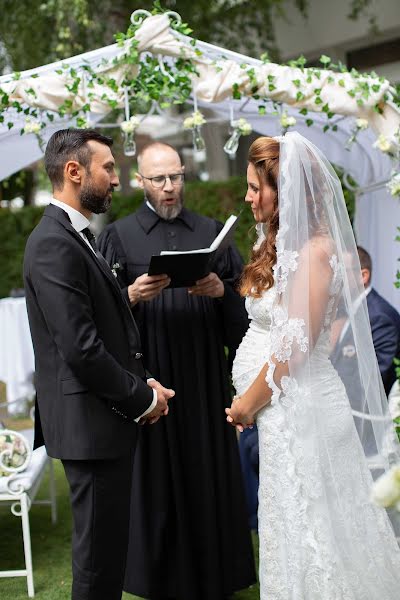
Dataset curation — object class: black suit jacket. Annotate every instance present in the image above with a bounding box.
[332,288,400,397]
[23,204,153,460]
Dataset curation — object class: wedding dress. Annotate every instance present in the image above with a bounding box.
[232,132,400,599]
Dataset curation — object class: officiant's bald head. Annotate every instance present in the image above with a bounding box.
[136,142,185,220]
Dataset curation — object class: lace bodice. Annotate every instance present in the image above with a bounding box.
[232,253,400,600]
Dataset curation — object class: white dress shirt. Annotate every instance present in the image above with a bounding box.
[50,198,157,420]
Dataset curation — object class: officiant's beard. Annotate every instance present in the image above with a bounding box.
[79,180,113,214]
[145,189,184,221]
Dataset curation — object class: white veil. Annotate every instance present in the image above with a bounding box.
[262,131,400,585]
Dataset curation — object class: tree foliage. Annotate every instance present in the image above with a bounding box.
[0,0,310,71]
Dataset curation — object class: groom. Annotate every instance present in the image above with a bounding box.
[23,128,174,600]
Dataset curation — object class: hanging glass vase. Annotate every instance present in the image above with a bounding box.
[192,125,206,163]
[123,130,137,157]
[223,128,242,160]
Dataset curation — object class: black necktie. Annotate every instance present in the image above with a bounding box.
[82,227,97,252]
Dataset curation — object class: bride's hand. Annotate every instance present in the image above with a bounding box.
[225,395,255,433]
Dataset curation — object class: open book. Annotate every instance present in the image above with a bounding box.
[148,214,239,288]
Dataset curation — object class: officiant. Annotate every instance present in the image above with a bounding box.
[97,142,255,600]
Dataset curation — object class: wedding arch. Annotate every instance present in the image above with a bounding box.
[0,9,399,305]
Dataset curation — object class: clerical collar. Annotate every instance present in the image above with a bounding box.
[137,201,195,233]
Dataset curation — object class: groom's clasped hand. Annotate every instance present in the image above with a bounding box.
[142,379,175,425]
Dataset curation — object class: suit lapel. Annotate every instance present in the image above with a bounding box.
[44,204,142,344]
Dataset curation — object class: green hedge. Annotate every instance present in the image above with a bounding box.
[0,174,354,299]
[0,177,255,299]
[0,206,44,298]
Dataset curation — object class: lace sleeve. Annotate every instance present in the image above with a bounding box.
[266,240,335,405]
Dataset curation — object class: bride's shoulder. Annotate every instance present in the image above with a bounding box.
[301,236,335,261]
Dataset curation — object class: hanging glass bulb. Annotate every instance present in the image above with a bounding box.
[123,130,137,157]
[192,125,206,163]
[223,128,242,160]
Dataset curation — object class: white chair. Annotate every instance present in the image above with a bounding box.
[0,427,57,597]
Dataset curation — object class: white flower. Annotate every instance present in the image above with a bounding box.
[233,118,252,136]
[389,393,400,420]
[183,110,206,130]
[387,172,400,197]
[120,116,140,134]
[280,112,296,129]
[373,134,393,154]
[371,465,400,508]
[355,118,368,130]
[24,119,42,134]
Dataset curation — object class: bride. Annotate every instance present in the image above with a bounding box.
[228,132,400,599]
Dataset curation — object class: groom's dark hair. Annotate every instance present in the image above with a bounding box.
[44,128,113,190]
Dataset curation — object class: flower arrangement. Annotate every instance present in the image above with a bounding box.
[120,115,140,133]
[373,134,393,154]
[183,110,206,130]
[23,118,42,135]
[223,117,252,159]
[355,118,369,130]
[233,118,252,136]
[0,430,30,477]
[280,112,297,130]
[371,465,400,511]
[120,116,140,157]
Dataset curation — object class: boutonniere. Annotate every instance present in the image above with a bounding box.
[111,262,121,278]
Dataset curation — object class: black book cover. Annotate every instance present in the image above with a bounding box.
[148,214,239,288]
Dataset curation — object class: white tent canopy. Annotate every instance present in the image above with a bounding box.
[1,12,399,307]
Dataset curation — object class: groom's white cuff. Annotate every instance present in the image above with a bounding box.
[134,379,157,423]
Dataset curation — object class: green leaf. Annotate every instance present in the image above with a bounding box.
[258,105,266,115]
[323,125,330,132]
[332,125,338,131]
[314,96,323,105]
[306,119,314,127]
[299,107,308,115]
[319,54,331,66]
[296,91,305,101]
[292,79,301,88]
[338,79,345,87]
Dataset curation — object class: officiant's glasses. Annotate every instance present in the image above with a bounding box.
[139,173,185,189]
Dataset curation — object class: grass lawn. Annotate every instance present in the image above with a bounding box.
[0,459,259,599]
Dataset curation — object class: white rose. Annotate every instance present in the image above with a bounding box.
[183,116,194,130]
[371,465,400,508]
[373,134,393,154]
[355,118,368,130]
[24,120,42,134]
[235,118,252,135]
[184,111,206,129]
[192,111,206,127]
[120,116,139,134]
[280,113,296,128]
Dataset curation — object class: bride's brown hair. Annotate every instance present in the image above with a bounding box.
[239,137,280,297]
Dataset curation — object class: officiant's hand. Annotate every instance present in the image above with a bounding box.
[128,273,171,305]
[225,396,255,433]
[188,272,224,298]
[142,379,175,425]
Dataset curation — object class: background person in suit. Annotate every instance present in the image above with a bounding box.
[98,142,256,600]
[332,246,400,396]
[23,129,174,600]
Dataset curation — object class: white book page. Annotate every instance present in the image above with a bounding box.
[159,214,237,256]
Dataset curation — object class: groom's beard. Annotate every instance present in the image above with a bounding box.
[145,188,184,221]
[79,177,113,214]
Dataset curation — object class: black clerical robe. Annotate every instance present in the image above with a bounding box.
[98,203,256,599]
